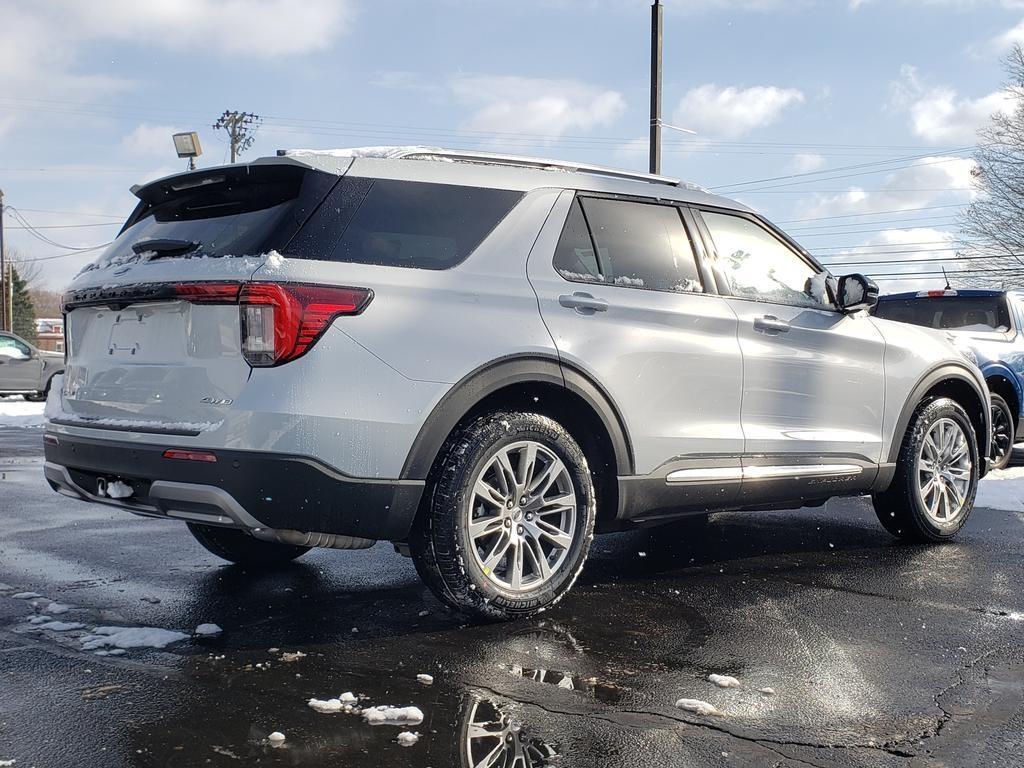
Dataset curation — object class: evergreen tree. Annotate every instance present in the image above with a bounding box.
[6,267,38,343]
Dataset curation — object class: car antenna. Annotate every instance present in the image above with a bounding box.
[942,266,952,291]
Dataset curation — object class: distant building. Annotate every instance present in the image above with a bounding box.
[35,317,64,353]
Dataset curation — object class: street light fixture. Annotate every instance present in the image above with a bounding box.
[172,132,203,171]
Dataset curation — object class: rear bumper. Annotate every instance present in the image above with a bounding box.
[43,432,424,542]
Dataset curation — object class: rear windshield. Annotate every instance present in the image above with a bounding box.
[82,165,336,274]
[287,178,523,269]
[874,296,1012,332]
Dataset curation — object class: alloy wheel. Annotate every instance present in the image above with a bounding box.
[466,440,578,592]
[916,417,972,525]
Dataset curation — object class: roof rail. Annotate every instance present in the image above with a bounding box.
[397,148,682,187]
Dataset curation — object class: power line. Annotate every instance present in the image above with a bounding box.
[775,203,968,224]
[4,221,119,230]
[5,207,114,251]
[14,207,124,220]
[710,151,973,191]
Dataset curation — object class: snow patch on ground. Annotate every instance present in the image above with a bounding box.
[975,465,1024,512]
[194,623,222,637]
[44,602,72,614]
[396,731,420,746]
[362,705,424,726]
[80,626,189,650]
[37,621,85,632]
[416,674,434,685]
[675,698,722,716]
[267,732,286,743]
[0,398,44,428]
[708,674,741,688]
[11,593,41,600]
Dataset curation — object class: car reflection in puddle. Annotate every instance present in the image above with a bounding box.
[507,665,625,704]
[460,697,558,768]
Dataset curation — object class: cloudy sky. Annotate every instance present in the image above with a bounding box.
[1,0,1022,290]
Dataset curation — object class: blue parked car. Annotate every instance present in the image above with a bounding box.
[874,289,1024,469]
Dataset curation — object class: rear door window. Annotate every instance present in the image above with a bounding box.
[554,197,704,294]
[289,179,523,269]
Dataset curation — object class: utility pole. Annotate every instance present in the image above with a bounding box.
[0,188,7,332]
[649,0,663,175]
[212,111,262,163]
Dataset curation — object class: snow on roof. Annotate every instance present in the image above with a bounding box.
[280,146,443,160]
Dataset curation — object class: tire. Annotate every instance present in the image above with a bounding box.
[409,411,596,621]
[872,397,979,542]
[989,393,1015,471]
[187,523,310,566]
[24,375,54,402]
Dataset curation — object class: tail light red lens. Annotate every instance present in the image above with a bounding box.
[167,280,372,367]
[239,283,373,366]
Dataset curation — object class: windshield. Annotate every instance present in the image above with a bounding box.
[874,296,1011,332]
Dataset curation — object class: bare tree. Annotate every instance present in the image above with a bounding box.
[961,45,1024,287]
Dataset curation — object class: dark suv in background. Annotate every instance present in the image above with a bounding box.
[874,289,1024,469]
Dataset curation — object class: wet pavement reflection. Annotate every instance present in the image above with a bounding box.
[1,451,1023,767]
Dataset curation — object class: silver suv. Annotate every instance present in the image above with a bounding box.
[44,148,990,619]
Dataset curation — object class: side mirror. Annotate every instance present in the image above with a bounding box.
[836,273,879,314]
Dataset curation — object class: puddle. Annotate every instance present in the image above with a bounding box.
[507,665,626,704]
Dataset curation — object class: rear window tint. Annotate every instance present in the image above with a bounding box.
[874,296,1011,332]
[554,196,703,294]
[83,166,336,274]
[289,179,523,269]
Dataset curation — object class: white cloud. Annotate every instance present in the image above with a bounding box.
[451,76,626,139]
[797,156,978,220]
[46,0,354,58]
[672,85,805,139]
[994,17,1024,49]
[790,153,827,173]
[853,0,1024,8]
[120,124,186,157]
[890,65,1013,144]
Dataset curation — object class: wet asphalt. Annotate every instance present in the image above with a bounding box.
[1,427,1022,768]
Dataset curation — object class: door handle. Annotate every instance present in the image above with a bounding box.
[559,292,609,315]
[753,315,791,334]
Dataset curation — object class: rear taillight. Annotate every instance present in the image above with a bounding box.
[166,280,371,367]
[239,283,373,366]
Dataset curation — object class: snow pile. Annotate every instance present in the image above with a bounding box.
[675,698,722,716]
[282,146,442,160]
[53,415,222,433]
[362,706,424,726]
[759,687,776,695]
[416,674,434,685]
[194,623,222,637]
[0,399,45,428]
[37,621,84,632]
[708,674,741,688]
[396,731,420,747]
[100,480,134,499]
[267,732,286,744]
[80,626,190,651]
[975,465,1024,511]
[44,602,72,615]
[11,592,41,600]
[308,692,357,714]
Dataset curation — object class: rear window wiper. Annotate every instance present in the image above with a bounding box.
[131,238,201,258]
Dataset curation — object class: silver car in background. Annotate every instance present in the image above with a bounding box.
[0,331,64,402]
[42,147,990,619]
